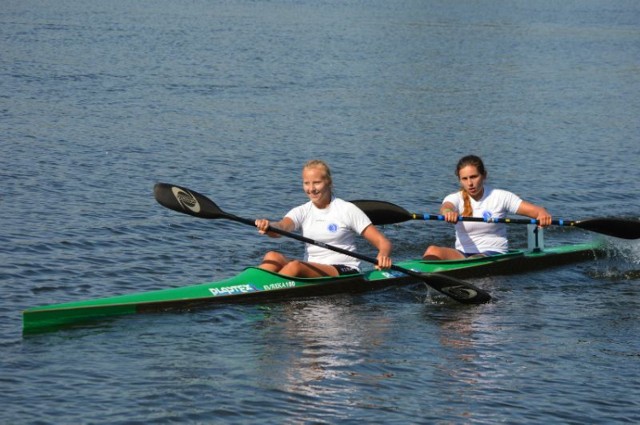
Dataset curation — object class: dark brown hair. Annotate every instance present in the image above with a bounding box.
[456,155,487,216]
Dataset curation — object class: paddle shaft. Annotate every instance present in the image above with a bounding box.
[226,212,429,280]
[222,215,490,304]
[154,183,492,304]
[350,200,640,240]
[408,213,639,239]
[415,214,574,226]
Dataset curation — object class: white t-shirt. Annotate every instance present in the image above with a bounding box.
[285,197,372,270]
[443,186,523,254]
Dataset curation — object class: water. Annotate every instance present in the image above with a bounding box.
[2,0,640,423]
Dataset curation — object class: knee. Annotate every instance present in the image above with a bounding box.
[259,251,288,272]
[263,251,285,262]
[423,245,445,260]
[280,260,303,276]
[423,245,439,256]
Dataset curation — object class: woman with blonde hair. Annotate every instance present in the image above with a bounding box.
[255,160,393,277]
[423,155,552,260]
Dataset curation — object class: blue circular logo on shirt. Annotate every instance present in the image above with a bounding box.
[327,223,338,233]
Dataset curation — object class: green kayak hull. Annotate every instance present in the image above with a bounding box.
[22,242,602,334]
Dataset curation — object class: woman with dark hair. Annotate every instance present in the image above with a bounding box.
[423,155,552,260]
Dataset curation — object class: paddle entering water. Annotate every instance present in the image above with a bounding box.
[351,200,640,240]
[154,183,491,304]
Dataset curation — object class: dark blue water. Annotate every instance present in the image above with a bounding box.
[2,0,639,423]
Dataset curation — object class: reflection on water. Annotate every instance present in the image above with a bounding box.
[255,298,394,403]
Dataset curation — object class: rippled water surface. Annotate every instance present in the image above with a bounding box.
[2,0,639,423]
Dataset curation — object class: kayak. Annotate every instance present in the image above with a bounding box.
[22,241,603,334]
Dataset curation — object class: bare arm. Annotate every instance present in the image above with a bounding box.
[517,201,552,227]
[255,217,295,238]
[440,201,459,223]
[361,224,393,269]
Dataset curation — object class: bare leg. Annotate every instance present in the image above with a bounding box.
[259,253,340,277]
[259,251,289,272]
[279,260,339,278]
[422,245,465,261]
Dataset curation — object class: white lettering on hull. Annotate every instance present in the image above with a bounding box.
[208,281,296,296]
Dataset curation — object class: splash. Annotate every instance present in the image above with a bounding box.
[587,238,640,281]
[605,238,640,264]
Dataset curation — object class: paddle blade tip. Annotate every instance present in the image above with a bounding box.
[416,272,491,304]
[153,183,222,219]
[350,199,413,225]
[576,218,640,240]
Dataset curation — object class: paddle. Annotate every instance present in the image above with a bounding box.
[154,183,491,304]
[351,200,640,240]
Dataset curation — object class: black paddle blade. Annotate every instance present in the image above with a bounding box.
[351,200,413,225]
[575,218,640,240]
[412,271,492,304]
[154,183,225,219]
